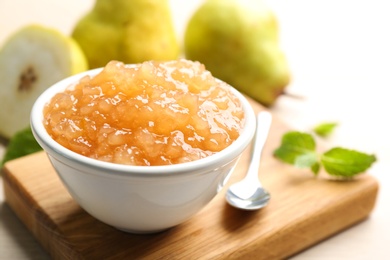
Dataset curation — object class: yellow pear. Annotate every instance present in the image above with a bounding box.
[0,24,88,139]
[72,0,180,68]
[184,0,290,107]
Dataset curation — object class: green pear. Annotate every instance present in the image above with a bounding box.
[184,0,290,107]
[72,0,180,69]
[0,25,88,139]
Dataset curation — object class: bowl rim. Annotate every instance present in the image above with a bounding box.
[30,67,256,177]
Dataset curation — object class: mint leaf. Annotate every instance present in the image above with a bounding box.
[295,153,318,168]
[320,147,376,177]
[274,130,376,178]
[311,162,321,175]
[1,127,43,166]
[273,131,319,174]
[313,122,338,137]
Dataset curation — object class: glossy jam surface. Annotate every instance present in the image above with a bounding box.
[43,60,245,166]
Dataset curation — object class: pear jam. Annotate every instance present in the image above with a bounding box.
[43,60,245,166]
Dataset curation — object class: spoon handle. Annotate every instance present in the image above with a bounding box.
[246,111,272,183]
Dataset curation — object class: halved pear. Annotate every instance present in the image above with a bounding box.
[0,24,88,139]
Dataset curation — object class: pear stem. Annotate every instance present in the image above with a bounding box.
[282,90,306,100]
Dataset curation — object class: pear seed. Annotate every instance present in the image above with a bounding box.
[19,66,37,91]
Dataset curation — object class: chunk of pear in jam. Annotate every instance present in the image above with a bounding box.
[72,0,180,68]
[184,0,290,107]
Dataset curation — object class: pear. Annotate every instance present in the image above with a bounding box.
[72,0,180,69]
[0,25,88,139]
[184,0,290,107]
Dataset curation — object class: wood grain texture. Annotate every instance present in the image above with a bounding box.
[2,102,379,260]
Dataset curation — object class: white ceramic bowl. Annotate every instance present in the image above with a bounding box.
[31,68,256,234]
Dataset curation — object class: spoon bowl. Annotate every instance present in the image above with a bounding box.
[225,111,272,210]
[226,185,270,210]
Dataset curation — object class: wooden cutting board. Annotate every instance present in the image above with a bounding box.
[2,101,379,260]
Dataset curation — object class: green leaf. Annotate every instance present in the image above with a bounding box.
[320,147,376,177]
[1,126,43,166]
[295,153,318,168]
[313,122,338,137]
[311,162,321,175]
[273,131,319,174]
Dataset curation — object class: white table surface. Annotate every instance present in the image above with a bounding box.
[1,0,389,259]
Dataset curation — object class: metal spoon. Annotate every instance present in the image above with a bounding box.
[225,111,272,210]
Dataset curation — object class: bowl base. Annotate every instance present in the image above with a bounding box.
[115,226,171,234]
